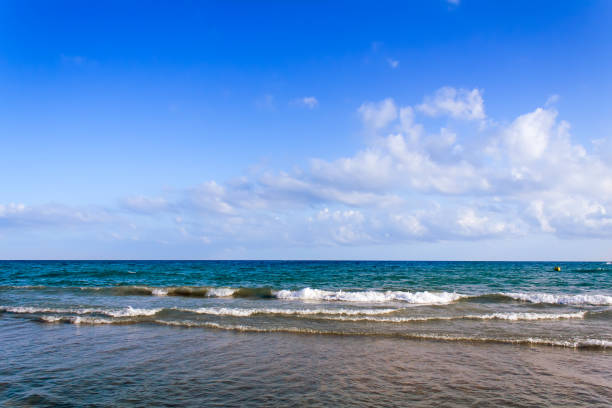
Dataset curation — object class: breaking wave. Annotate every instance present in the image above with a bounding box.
[501,292,612,306]
[186,307,397,317]
[106,286,465,304]
[85,286,238,298]
[274,288,465,304]
[3,285,612,306]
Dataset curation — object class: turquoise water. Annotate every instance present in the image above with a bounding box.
[1,261,611,406]
[1,260,611,292]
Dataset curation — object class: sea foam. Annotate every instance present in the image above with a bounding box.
[187,307,397,317]
[313,311,587,323]
[274,288,464,304]
[1,306,161,317]
[503,292,612,305]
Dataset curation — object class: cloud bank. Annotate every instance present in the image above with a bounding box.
[2,87,612,254]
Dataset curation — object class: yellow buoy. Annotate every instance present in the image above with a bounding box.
[553,266,561,272]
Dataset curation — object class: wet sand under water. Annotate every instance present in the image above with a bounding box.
[1,319,610,407]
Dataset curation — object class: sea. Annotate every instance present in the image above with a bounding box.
[1,260,611,407]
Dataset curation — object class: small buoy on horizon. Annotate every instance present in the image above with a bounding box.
[553,266,561,272]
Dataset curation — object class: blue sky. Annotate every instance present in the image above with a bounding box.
[1,0,611,259]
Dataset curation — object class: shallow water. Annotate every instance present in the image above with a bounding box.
[1,261,611,406]
[2,321,611,407]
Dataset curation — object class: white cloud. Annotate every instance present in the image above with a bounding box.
[309,132,489,195]
[296,96,319,109]
[545,94,560,106]
[417,87,485,121]
[4,88,612,250]
[0,203,113,228]
[503,108,556,161]
[358,98,398,129]
[0,203,26,217]
[456,208,509,237]
[121,196,169,213]
[184,181,235,214]
[307,208,371,245]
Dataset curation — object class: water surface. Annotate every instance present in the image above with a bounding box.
[1,261,611,406]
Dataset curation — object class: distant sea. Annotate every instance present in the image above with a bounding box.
[1,261,611,407]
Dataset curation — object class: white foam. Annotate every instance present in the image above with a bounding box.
[1,306,108,315]
[575,339,612,348]
[504,292,612,305]
[311,311,586,323]
[4,306,585,322]
[38,315,64,323]
[1,305,161,317]
[105,306,161,317]
[40,315,116,325]
[274,288,465,304]
[186,307,398,317]
[156,320,323,334]
[524,337,612,349]
[206,288,236,297]
[151,288,168,296]
[468,311,587,320]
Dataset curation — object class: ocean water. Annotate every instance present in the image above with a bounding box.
[1,261,611,407]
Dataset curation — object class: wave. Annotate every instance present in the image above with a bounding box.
[275,288,465,304]
[501,292,612,306]
[179,308,590,322]
[186,307,398,317]
[78,286,276,298]
[4,305,590,323]
[111,286,464,304]
[35,316,611,350]
[0,306,162,317]
[1,305,398,318]
[154,321,612,350]
[75,286,467,304]
[84,286,237,298]
[39,316,118,324]
[313,311,587,323]
[3,285,612,306]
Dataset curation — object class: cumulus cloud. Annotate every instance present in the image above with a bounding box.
[417,87,485,121]
[358,98,398,129]
[503,107,556,160]
[308,132,488,195]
